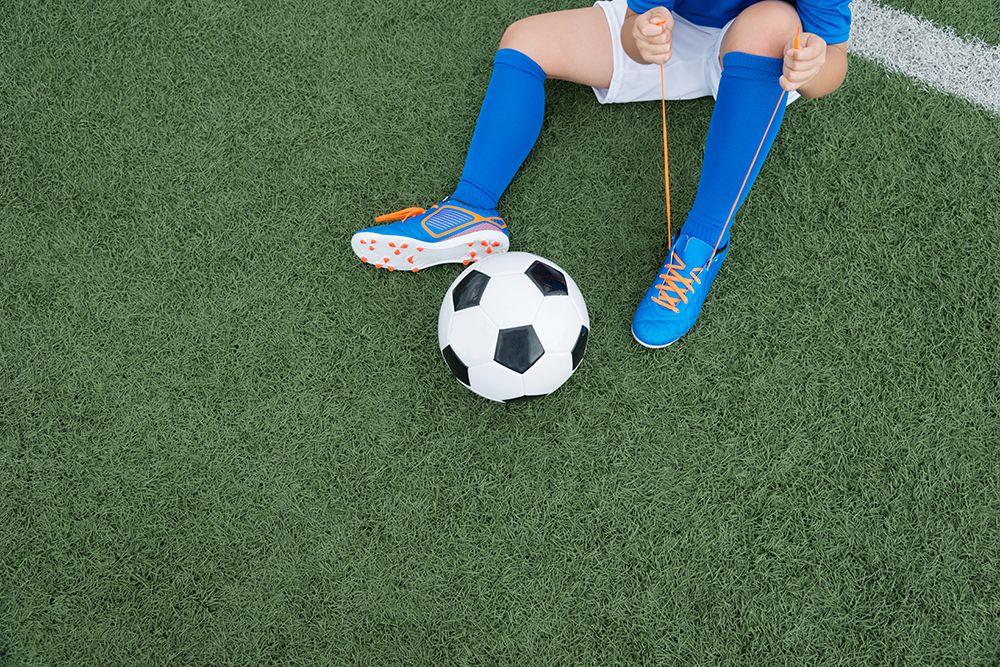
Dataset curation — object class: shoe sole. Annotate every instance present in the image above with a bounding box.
[631,327,679,349]
[351,230,509,272]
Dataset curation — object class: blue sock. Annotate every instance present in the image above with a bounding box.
[681,52,788,248]
[451,48,546,211]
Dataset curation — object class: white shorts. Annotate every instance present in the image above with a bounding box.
[592,0,800,105]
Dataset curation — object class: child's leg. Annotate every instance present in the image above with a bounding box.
[679,1,800,247]
[454,7,614,209]
[353,7,613,272]
[632,1,801,347]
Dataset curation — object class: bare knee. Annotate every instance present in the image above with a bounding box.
[498,18,543,59]
[496,8,613,86]
[721,0,801,60]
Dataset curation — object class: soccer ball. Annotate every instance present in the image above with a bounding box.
[438,252,590,402]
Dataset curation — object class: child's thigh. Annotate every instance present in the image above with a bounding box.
[498,6,614,88]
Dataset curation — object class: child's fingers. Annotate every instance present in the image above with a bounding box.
[633,8,673,63]
[785,52,824,73]
[648,7,672,25]
[639,38,672,64]
[787,33,826,62]
[644,47,672,64]
[780,58,823,90]
[640,8,672,35]
[639,22,667,37]
[783,34,826,85]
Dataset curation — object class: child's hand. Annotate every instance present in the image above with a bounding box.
[780,31,828,91]
[632,8,673,65]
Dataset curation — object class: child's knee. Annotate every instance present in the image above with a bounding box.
[498,17,541,56]
[747,0,801,32]
[725,1,801,58]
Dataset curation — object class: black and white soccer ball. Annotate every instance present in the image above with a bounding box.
[438,252,589,402]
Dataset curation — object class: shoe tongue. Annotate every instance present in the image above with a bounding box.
[679,236,714,266]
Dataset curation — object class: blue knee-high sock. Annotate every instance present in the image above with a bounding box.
[451,48,547,211]
[681,52,788,248]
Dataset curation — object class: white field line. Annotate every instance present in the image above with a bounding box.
[848,0,1000,115]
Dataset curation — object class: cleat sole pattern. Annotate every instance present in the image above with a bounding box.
[351,230,509,272]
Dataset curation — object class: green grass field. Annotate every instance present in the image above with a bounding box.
[2,0,999,664]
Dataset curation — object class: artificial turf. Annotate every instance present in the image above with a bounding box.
[2,0,999,664]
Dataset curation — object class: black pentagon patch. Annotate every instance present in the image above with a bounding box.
[525,260,568,296]
[494,325,544,374]
[504,394,545,403]
[441,345,470,386]
[452,270,490,311]
[571,325,588,370]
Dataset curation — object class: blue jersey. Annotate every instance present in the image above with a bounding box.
[626,0,851,45]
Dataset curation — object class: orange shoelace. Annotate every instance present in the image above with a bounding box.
[374,207,426,223]
[703,25,800,273]
[649,23,799,311]
[651,251,703,312]
[661,62,672,259]
[654,23,673,260]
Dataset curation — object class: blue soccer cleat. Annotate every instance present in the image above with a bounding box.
[631,234,730,348]
[352,198,509,272]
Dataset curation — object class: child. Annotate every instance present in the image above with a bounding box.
[351,0,850,347]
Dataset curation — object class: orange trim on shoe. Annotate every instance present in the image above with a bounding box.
[420,205,506,239]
